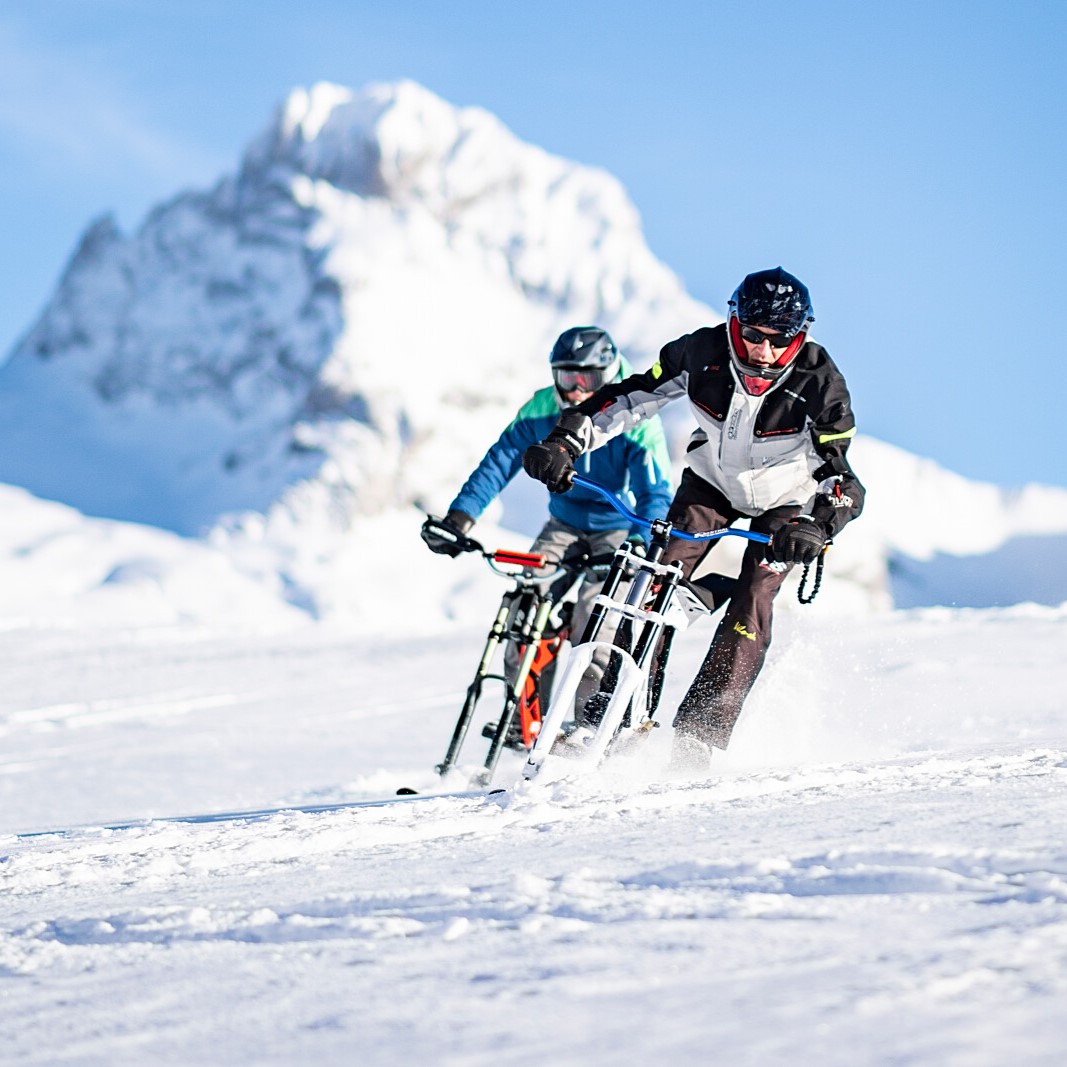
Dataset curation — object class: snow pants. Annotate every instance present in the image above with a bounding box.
[662,471,800,750]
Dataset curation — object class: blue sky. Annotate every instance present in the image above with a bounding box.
[2,0,1064,488]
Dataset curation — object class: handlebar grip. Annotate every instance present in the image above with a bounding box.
[492,550,547,568]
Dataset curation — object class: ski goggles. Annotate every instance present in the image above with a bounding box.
[554,367,607,393]
[740,324,799,350]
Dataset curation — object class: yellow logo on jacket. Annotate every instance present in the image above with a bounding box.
[733,621,757,641]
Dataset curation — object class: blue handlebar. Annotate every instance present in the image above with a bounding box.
[571,473,771,545]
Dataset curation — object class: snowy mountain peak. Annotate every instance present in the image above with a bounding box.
[3,80,1065,624]
[249,79,564,211]
[281,81,359,141]
[0,79,713,616]
[241,79,655,314]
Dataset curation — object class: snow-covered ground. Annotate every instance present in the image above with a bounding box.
[2,596,1065,1065]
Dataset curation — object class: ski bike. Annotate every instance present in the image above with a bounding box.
[521,474,826,784]
[421,514,615,786]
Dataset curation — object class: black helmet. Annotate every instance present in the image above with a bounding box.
[549,326,620,401]
[728,267,814,336]
[726,267,814,389]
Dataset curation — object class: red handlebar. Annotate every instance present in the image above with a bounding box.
[492,549,548,568]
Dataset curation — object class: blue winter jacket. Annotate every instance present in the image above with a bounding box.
[450,370,672,540]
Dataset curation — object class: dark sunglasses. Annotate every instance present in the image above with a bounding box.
[554,367,605,393]
[740,324,799,349]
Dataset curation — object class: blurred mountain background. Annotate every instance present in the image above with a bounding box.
[2,82,1066,629]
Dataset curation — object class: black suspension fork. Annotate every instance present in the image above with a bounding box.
[632,559,682,718]
[632,558,681,670]
[575,543,638,725]
[624,518,673,623]
[647,626,675,717]
[436,588,519,776]
[579,543,634,645]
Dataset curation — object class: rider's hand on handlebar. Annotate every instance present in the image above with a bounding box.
[522,413,586,495]
[767,516,829,565]
[522,442,575,494]
[421,510,475,557]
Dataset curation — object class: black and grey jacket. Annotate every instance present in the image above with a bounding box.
[568,323,865,537]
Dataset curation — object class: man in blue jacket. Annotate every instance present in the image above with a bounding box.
[422,326,672,736]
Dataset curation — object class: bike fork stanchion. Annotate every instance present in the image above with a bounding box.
[579,543,633,644]
[618,560,681,729]
[581,652,646,766]
[472,593,553,787]
[584,517,674,725]
[646,625,675,717]
[523,636,650,781]
[576,541,642,725]
[632,560,682,671]
[436,593,514,776]
[524,563,684,780]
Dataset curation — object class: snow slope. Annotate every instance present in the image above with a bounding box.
[1,604,1066,1065]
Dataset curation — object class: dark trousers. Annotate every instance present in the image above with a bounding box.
[662,471,799,749]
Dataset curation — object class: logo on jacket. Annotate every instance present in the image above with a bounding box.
[732,621,757,641]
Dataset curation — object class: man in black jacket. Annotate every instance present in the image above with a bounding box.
[522,267,865,774]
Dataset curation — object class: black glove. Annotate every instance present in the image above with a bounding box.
[522,413,586,494]
[522,441,576,493]
[421,510,475,557]
[767,515,829,565]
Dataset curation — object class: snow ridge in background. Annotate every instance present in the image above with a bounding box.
[1,79,1066,627]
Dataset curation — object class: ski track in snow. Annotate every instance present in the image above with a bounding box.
[1,610,1066,1065]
